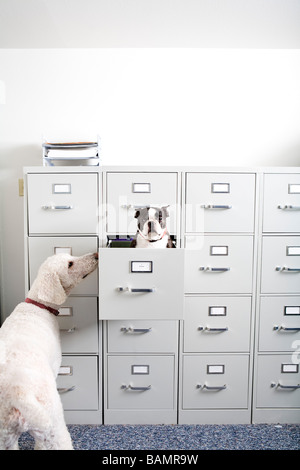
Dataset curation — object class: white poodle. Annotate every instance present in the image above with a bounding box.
[0,252,98,450]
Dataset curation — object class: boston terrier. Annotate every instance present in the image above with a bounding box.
[130,206,175,248]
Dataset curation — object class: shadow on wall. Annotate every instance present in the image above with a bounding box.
[0,144,40,322]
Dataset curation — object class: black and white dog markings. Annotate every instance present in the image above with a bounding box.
[130,206,175,248]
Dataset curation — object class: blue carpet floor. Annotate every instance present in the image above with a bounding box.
[18,424,300,450]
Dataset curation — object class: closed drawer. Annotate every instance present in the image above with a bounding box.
[263,173,300,233]
[184,235,254,294]
[256,354,300,408]
[58,297,98,354]
[107,320,178,353]
[28,236,98,295]
[182,355,249,409]
[57,356,98,411]
[27,173,98,235]
[107,355,175,410]
[185,173,255,233]
[106,172,178,234]
[99,248,184,320]
[261,236,300,294]
[258,296,300,352]
[183,296,251,353]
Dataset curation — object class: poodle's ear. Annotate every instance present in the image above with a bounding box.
[37,271,67,305]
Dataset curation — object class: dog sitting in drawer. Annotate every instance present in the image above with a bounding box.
[130,206,175,248]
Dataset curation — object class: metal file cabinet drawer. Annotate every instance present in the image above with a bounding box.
[27,173,98,235]
[99,248,184,320]
[263,173,300,233]
[183,296,251,353]
[256,355,300,408]
[57,356,98,411]
[185,173,255,233]
[261,236,300,294]
[106,172,178,234]
[107,320,178,353]
[107,355,175,410]
[182,355,249,409]
[28,236,98,295]
[184,235,254,294]
[258,296,300,352]
[58,297,98,354]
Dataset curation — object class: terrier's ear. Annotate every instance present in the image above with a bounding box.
[37,271,67,305]
[162,206,170,217]
[134,210,140,219]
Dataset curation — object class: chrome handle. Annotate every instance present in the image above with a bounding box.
[60,327,76,333]
[121,327,152,334]
[121,384,151,391]
[117,287,156,293]
[199,266,230,272]
[273,325,300,332]
[276,266,300,273]
[196,383,227,391]
[57,386,75,394]
[42,205,73,210]
[278,205,300,210]
[271,382,300,390]
[121,204,150,209]
[201,204,232,209]
[198,326,228,332]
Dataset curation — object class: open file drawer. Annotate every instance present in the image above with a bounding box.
[99,248,184,320]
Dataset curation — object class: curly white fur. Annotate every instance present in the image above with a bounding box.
[0,252,98,450]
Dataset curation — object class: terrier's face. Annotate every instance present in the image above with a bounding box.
[134,206,169,241]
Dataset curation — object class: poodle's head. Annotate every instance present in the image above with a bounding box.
[31,252,98,306]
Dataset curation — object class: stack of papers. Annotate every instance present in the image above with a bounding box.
[43,141,100,166]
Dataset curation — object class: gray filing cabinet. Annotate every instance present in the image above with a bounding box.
[101,170,181,424]
[23,166,300,425]
[253,171,300,424]
[24,169,101,424]
[180,171,256,424]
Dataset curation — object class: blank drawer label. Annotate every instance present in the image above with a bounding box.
[207,365,225,374]
[132,365,150,375]
[287,246,300,256]
[53,183,71,194]
[289,184,300,194]
[58,307,73,317]
[281,364,299,373]
[132,183,151,193]
[211,183,230,193]
[59,366,73,375]
[209,306,227,316]
[210,246,228,256]
[285,306,300,316]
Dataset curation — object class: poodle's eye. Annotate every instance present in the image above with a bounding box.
[68,262,74,268]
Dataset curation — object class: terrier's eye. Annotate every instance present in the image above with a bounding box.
[68,262,74,268]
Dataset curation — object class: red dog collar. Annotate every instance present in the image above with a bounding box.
[25,298,60,316]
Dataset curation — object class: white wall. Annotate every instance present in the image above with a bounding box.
[1,48,300,319]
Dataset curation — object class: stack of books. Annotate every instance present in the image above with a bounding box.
[42,140,100,166]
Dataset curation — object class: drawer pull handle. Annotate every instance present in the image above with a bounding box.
[121,204,151,209]
[60,327,76,333]
[121,327,152,334]
[275,266,300,273]
[273,325,300,332]
[57,386,75,394]
[278,205,300,211]
[271,382,300,390]
[198,326,228,332]
[117,287,156,293]
[201,204,232,210]
[121,384,151,391]
[42,205,73,210]
[196,383,227,391]
[199,266,230,272]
